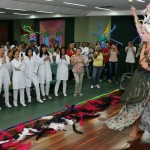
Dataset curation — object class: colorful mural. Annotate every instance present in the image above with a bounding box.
[40,20,65,46]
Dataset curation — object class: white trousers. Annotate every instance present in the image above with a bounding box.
[26,82,41,101]
[13,88,25,105]
[40,82,50,97]
[0,77,10,106]
[54,80,67,94]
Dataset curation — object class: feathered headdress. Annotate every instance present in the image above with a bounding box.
[140,8,150,33]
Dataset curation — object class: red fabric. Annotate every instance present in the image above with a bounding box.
[66,49,76,57]
[102,48,110,62]
[88,100,103,105]
[17,142,31,150]
[15,123,25,133]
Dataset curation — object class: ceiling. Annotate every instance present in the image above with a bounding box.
[0,0,148,19]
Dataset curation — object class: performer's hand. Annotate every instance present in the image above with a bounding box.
[130,6,137,16]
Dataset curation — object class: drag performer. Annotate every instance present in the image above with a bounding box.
[106,4,150,140]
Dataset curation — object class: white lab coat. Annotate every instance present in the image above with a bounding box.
[6,56,13,79]
[37,53,53,84]
[81,47,89,66]
[11,59,25,89]
[23,56,39,87]
[0,57,10,92]
[56,55,70,81]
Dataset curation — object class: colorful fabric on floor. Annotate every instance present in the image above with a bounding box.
[0,94,120,150]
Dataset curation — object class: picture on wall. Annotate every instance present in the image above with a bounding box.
[40,20,65,46]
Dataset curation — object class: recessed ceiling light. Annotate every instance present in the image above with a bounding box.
[36,11,53,14]
[95,7,112,11]
[136,0,145,2]
[5,8,27,11]
[13,13,30,15]
[63,2,87,7]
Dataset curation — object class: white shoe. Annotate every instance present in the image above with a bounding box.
[73,93,77,96]
[42,96,46,101]
[6,104,12,108]
[79,93,83,96]
[91,85,94,88]
[91,85,94,89]
[21,103,26,107]
[95,84,100,88]
[88,76,91,79]
[55,93,58,97]
[63,93,67,97]
[14,102,18,107]
[99,79,103,82]
[37,99,44,103]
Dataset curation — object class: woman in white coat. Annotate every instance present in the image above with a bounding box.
[37,44,53,101]
[24,47,43,103]
[54,47,70,96]
[11,50,26,107]
[0,47,11,108]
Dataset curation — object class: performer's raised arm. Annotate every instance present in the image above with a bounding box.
[130,6,142,37]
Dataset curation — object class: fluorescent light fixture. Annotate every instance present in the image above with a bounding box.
[36,11,53,14]
[136,0,145,2]
[95,7,112,11]
[5,8,27,11]
[63,2,87,7]
[13,13,30,15]
[0,12,5,13]
[30,15,37,18]
[45,0,53,1]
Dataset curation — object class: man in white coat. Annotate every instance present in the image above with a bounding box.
[0,47,11,109]
[81,42,90,78]
[125,41,136,73]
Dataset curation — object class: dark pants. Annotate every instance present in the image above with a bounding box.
[109,62,118,81]
[100,62,110,80]
[88,61,93,76]
[91,66,103,86]
[126,62,135,73]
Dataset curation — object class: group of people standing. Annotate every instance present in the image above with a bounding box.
[0,34,137,110]
[0,41,90,110]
